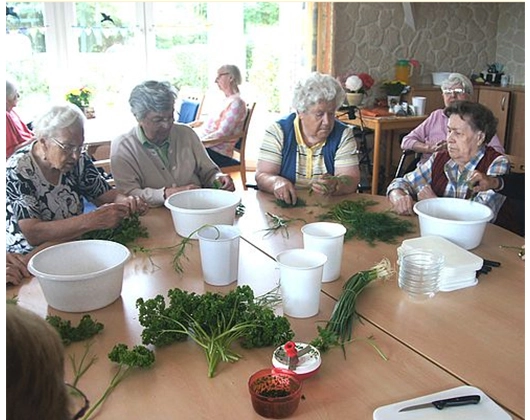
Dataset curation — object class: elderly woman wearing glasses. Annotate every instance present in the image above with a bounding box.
[400,73,504,167]
[255,72,361,205]
[111,80,235,207]
[6,103,148,256]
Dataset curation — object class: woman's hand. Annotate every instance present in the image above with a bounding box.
[310,174,340,196]
[215,174,235,191]
[6,252,31,285]
[116,195,149,215]
[273,178,297,205]
[90,203,134,230]
[417,184,437,201]
[467,170,500,193]
[164,184,201,199]
[388,189,415,216]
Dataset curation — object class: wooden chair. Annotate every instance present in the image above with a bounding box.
[202,102,256,190]
[506,154,525,173]
[87,143,115,186]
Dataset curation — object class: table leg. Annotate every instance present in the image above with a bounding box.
[371,125,381,195]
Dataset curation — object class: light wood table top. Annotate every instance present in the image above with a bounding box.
[234,189,525,419]
[7,206,475,419]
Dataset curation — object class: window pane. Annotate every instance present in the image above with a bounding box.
[6,2,49,120]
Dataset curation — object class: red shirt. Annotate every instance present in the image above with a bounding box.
[6,109,33,158]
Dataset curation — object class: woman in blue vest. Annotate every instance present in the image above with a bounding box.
[255,72,361,205]
[387,101,510,221]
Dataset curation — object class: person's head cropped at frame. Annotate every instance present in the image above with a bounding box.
[6,304,89,420]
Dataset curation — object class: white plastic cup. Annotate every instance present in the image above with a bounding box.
[412,96,426,116]
[301,222,346,282]
[276,249,327,318]
[197,225,240,286]
[398,250,444,300]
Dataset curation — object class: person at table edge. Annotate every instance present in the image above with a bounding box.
[401,73,504,167]
[110,80,235,207]
[387,100,509,220]
[6,79,34,159]
[6,103,148,255]
[255,72,361,205]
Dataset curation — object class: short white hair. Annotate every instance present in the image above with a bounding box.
[32,103,86,139]
[441,73,474,95]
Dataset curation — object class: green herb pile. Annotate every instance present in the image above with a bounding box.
[262,212,306,238]
[136,285,294,377]
[318,199,414,245]
[46,314,104,345]
[311,259,392,360]
[81,212,148,245]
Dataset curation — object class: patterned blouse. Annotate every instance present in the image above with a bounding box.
[6,144,112,254]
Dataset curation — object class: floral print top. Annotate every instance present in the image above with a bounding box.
[6,144,112,254]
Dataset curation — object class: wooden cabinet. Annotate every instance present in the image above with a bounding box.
[477,87,511,147]
[408,86,444,114]
[506,90,525,157]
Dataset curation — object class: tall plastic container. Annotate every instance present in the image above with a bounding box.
[395,59,413,84]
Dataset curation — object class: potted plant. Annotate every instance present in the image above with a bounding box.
[381,80,409,110]
[337,71,374,106]
[65,87,95,118]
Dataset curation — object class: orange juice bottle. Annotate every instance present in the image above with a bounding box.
[395,60,412,84]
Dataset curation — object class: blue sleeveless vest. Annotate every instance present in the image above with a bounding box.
[277,113,347,184]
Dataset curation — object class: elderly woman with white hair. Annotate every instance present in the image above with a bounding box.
[6,103,148,255]
[255,72,361,205]
[401,73,504,166]
[6,79,34,158]
[198,64,248,167]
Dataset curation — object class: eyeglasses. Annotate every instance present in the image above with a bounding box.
[50,137,87,155]
[145,115,175,125]
[65,383,90,420]
[442,88,467,96]
[215,72,230,79]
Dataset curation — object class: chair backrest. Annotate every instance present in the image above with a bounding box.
[177,88,204,123]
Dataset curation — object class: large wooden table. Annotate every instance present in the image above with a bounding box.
[235,189,525,419]
[7,190,524,419]
[337,113,427,194]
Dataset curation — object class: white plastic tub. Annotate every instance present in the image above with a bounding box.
[413,198,493,250]
[164,189,241,238]
[28,240,130,312]
[432,72,452,86]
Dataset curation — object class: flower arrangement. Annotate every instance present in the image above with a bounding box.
[338,72,375,94]
[381,80,409,96]
[65,87,92,109]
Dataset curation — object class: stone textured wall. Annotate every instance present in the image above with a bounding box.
[333,2,525,93]
[495,2,525,85]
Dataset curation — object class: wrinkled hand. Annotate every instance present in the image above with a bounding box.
[215,175,235,191]
[91,203,133,230]
[417,184,437,201]
[310,174,339,196]
[119,195,149,215]
[430,141,447,153]
[6,252,30,285]
[388,190,415,216]
[467,170,498,193]
[273,179,297,205]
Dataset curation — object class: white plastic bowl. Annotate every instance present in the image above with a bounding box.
[432,72,452,86]
[28,240,130,312]
[164,189,241,239]
[413,198,493,250]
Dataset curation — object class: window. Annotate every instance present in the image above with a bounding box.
[6,2,314,161]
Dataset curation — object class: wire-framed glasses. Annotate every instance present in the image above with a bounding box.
[50,137,87,155]
[442,88,466,96]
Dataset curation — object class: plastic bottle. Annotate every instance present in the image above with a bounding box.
[395,60,413,84]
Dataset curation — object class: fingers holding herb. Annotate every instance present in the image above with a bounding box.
[81,212,148,246]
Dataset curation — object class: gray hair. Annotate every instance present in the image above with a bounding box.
[6,80,17,100]
[292,72,346,113]
[129,80,178,120]
[219,64,242,85]
[32,103,85,139]
[441,73,474,96]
